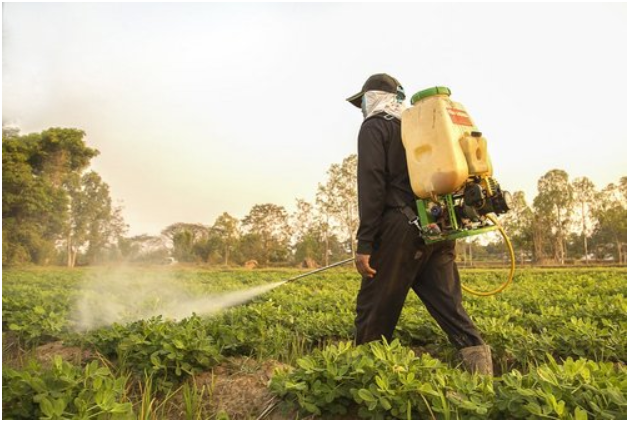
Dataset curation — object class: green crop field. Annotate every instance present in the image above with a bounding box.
[2,267,627,419]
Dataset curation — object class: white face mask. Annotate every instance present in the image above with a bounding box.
[361,91,407,120]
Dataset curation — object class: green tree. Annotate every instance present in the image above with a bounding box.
[591,178,627,263]
[173,230,195,262]
[241,203,292,265]
[2,127,100,265]
[196,232,224,264]
[571,177,597,264]
[498,191,534,264]
[118,234,169,263]
[161,223,210,262]
[211,212,240,265]
[291,198,346,267]
[533,170,574,264]
[317,154,358,257]
[291,199,321,266]
[66,172,127,267]
[29,128,98,187]
[315,190,334,266]
[618,176,627,199]
[238,233,265,266]
[3,133,61,264]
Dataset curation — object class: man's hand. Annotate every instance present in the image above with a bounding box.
[355,254,377,278]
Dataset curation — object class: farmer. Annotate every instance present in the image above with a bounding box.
[346,73,493,376]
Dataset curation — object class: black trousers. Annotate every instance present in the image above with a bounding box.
[355,208,484,349]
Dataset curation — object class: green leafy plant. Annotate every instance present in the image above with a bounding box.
[3,267,627,419]
[110,316,222,388]
[496,355,627,420]
[2,356,134,420]
[271,341,627,420]
[270,339,495,419]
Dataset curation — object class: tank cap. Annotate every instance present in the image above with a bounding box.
[410,86,452,105]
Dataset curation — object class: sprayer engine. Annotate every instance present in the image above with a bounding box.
[460,176,511,221]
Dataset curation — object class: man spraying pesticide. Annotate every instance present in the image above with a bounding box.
[277,74,514,376]
[342,74,513,376]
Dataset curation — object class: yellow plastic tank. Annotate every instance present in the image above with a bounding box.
[401,87,491,199]
[460,133,493,176]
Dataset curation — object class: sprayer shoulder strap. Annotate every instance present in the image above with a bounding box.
[394,192,422,233]
[364,112,399,124]
[399,203,418,221]
[385,157,421,233]
[365,112,421,232]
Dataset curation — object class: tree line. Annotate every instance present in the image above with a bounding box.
[3,127,626,267]
[498,171,626,265]
[2,127,357,267]
[125,154,359,267]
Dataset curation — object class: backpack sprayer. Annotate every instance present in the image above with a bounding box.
[284,87,514,296]
[399,87,514,296]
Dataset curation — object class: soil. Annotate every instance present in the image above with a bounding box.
[166,356,298,420]
[34,340,94,368]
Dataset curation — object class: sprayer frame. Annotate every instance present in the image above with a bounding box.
[416,193,499,244]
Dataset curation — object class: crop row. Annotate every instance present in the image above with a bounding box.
[2,267,627,419]
[271,339,627,419]
[3,268,626,377]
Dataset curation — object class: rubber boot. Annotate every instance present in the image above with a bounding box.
[460,345,493,376]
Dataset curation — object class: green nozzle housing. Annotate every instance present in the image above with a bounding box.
[411,86,452,105]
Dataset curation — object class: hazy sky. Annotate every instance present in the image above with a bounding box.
[3,2,626,236]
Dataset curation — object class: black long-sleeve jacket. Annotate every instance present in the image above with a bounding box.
[356,113,416,255]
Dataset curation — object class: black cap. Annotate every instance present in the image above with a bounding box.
[346,73,403,108]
